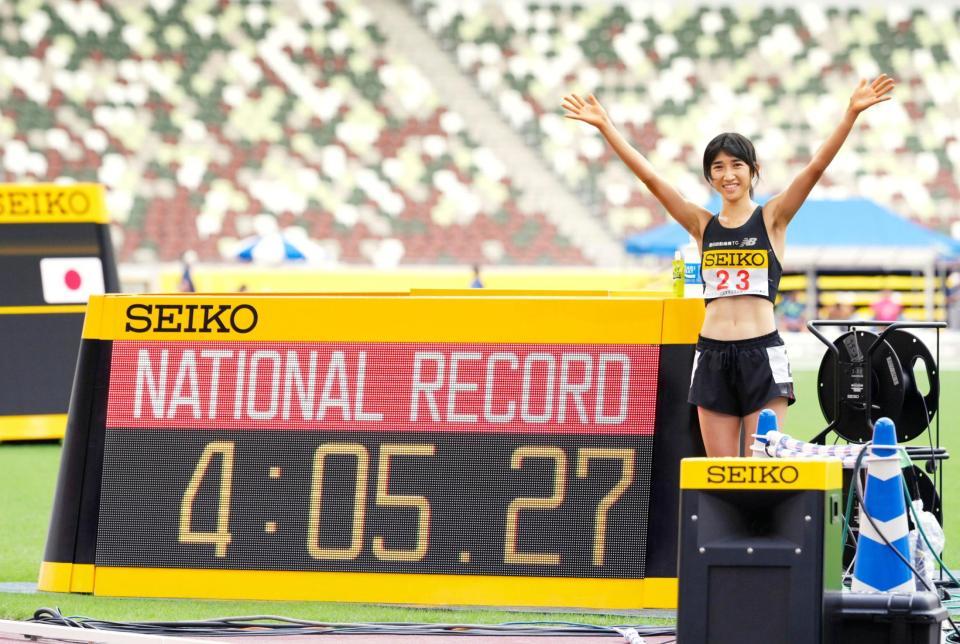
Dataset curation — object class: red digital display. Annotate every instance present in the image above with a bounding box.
[107,341,659,435]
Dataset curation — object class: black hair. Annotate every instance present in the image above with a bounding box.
[702,132,760,197]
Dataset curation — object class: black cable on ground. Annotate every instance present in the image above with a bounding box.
[28,608,676,638]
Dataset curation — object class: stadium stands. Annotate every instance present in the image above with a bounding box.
[0,0,586,265]
[410,2,960,238]
[2,1,958,269]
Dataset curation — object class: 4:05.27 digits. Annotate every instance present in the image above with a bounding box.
[178,441,636,568]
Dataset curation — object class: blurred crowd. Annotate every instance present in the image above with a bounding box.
[775,289,907,332]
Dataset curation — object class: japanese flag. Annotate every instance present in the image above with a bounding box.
[39,257,105,304]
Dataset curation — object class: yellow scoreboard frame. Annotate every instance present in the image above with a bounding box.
[0,183,117,441]
[40,292,704,609]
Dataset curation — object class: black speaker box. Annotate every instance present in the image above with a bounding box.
[677,459,842,644]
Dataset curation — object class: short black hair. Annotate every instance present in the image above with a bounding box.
[702,133,760,197]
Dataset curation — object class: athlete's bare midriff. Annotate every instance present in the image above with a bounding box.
[700,295,777,340]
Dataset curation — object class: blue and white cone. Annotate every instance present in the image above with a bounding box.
[851,417,914,593]
[750,408,778,458]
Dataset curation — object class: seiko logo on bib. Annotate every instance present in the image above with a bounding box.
[702,250,768,268]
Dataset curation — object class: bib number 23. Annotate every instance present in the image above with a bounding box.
[717,269,750,291]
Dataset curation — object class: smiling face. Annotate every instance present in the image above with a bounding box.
[709,151,755,202]
[702,132,760,203]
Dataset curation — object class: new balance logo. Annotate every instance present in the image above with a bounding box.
[741,237,758,247]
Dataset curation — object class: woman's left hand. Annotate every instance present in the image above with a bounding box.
[848,74,895,114]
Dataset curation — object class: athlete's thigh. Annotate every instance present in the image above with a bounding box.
[698,406,742,457]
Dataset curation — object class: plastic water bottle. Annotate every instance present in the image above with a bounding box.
[682,237,702,298]
[672,250,684,297]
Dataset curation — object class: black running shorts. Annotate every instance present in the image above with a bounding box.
[687,330,796,417]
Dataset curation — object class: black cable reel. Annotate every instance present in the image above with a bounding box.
[811,321,946,569]
[886,330,940,443]
[817,328,939,444]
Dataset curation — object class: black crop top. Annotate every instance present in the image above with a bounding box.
[699,205,782,305]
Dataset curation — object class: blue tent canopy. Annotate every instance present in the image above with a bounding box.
[236,235,307,262]
[625,198,960,262]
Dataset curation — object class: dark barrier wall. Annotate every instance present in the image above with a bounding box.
[40,292,703,609]
[645,343,704,577]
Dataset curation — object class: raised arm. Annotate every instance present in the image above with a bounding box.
[562,93,710,239]
[766,74,895,230]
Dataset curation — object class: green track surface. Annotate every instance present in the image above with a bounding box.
[1,370,957,623]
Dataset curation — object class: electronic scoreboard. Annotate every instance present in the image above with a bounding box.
[40,292,703,609]
[0,183,118,440]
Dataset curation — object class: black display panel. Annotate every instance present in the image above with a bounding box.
[0,313,85,414]
[97,430,654,578]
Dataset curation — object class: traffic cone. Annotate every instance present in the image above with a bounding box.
[851,417,914,593]
[750,408,778,457]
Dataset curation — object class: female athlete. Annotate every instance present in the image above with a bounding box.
[563,75,894,456]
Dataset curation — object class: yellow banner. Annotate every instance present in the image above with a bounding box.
[0,305,87,315]
[661,298,705,344]
[0,414,67,441]
[0,184,108,224]
[72,565,677,609]
[81,292,703,344]
[680,458,842,491]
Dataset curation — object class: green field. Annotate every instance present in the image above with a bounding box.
[1,370,957,624]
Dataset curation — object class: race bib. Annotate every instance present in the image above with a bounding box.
[701,249,769,298]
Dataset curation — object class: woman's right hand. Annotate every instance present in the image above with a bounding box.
[561,93,609,129]
[847,74,895,115]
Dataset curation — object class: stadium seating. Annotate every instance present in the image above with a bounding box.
[0,0,585,265]
[409,1,960,238]
[3,1,958,266]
